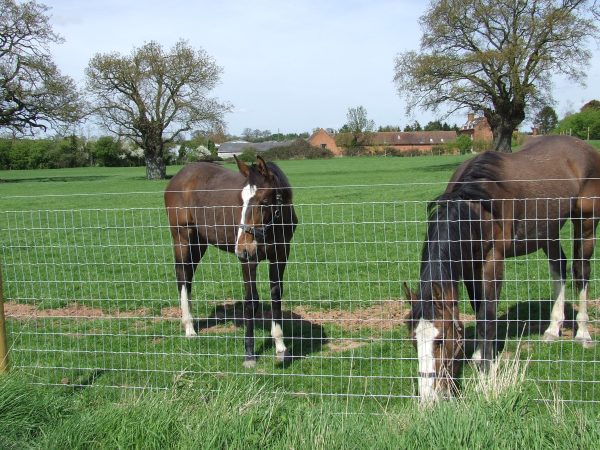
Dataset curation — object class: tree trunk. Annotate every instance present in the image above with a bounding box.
[484,104,525,153]
[491,125,514,153]
[142,132,167,179]
[145,152,166,180]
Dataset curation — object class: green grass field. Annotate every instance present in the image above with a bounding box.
[2,150,600,448]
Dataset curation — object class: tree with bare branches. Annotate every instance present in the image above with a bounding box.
[0,0,82,135]
[86,40,231,179]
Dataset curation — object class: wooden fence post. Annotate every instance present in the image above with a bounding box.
[0,264,9,374]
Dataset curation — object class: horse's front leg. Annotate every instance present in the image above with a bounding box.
[476,254,503,370]
[241,261,260,368]
[269,260,289,362]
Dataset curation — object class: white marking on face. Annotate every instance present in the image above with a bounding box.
[236,184,257,254]
[472,347,482,362]
[271,321,286,354]
[415,318,439,403]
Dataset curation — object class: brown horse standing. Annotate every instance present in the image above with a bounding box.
[164,156,297,367]
[405,135,600,403]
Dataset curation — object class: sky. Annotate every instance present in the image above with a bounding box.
[46,0,600,137]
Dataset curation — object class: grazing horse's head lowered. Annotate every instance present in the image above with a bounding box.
[404,282,464,403]
[234,155,285,262]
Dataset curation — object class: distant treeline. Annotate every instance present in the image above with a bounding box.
[0,136,147,170]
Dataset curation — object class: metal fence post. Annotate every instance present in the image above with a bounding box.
[0,264,9,374]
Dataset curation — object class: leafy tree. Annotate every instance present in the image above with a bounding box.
[454,134,473,154]
[403,121,422,132]
[85,40,231,179]
[424,120,443,131]
[581,100,600,111]
[534,106,559,135]
[93,136,124,167]
[344,105,375,147]
[555,108,600,139]
[394,0,599,152]
[48,134,87,168]
[238,147,257,162]
[378,125,402,132]
[242,128,253,141]
[0,0,83,134]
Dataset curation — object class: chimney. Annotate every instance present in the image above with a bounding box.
[467,112,475,123]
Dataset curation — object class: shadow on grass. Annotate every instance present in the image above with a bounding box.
[61,369,106,391]
[416,161,467,173]
[193,301,328,366]
[457,299,581,379]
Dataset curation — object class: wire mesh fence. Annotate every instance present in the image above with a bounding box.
[1,185,599,403]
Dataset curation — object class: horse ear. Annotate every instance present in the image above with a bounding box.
[234,155,250,178]
[403,282,416,302]
[255,155,272,180]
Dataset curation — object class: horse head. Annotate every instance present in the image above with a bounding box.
[234,155,284,261]
[404,281,464,404]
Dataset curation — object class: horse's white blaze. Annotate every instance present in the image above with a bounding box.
[271,321,286,354]
[415,318,439,402]
[544,275,566,339]
[472,347,482,362]
[235,184,257,254]
[575,284,592,342]
[180,286,196,337]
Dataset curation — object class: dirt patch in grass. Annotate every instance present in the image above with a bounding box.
[292,301,409,331]
[4,302,150,319]
[5,300,594,337]
[323,339,369,353]
[4,300,410,331]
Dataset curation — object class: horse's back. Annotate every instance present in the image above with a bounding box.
[449,136,600,198]
[164,162,245,246]
[511,135,600,179]
[165,162,244,208]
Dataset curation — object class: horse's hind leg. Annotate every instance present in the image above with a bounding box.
[173,228,205,337]
[542,241,568,341]
[572,216,598,347]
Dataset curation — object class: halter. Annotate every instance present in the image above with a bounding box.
[417,318,464,380]
[239,191,283,242]
[418,371,438,378]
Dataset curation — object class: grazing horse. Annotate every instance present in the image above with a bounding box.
[164,156,297,368]
[404,135,600,403]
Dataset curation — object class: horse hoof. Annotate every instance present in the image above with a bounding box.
[542,332,559,342]
[242,359,256,369]
[575,337,595,348]
[276,350,291,363]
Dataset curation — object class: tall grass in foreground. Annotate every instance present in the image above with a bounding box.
[1,364,599,450]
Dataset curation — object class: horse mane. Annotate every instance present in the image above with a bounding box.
[415,152,504,319]
[429,151,504,217]
[248,160,293,203]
